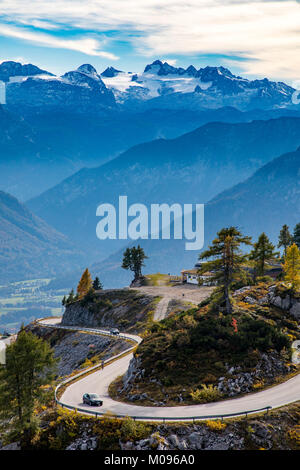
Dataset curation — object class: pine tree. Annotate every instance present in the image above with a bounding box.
[122,245,148,281]
[66,288,75,304]
[283,243,300,291]
[92,276,103,290]
[293,223,300,249]
[198,227,252,314]
[0,329,57,447]
[249,232,278,276]
[77,268,93,299]
[62,295,66,306]
[278,224,293,257]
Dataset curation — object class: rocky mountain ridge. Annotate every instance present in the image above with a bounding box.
[5,63,116,113]
[1,59,298,112]
[100,59,296,110]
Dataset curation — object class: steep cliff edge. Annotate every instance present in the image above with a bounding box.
[61,289,160,333]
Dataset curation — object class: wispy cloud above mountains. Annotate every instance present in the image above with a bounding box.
[0,23,118,59]
[0,0,299,80]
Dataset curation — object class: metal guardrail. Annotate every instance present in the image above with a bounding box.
[39,320,273,423]
[56,400,272,422]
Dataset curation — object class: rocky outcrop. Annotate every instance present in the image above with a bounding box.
[52,331,127,377]
[234,284,300,321]
[120,424,245,450]
[120,350,292,403]
[0,441,21,451]
[118,356,169,405]
[268,285,300,320]
[66,435,98,451]
[62,302,105,328]
[217,352,291,397]
[27,324,128,377]
[122,356,144,391]
[62,289,156,333]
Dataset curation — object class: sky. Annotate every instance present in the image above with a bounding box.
[0,0,299,84]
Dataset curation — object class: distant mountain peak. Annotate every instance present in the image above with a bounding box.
[143,61,239,80]
[2,58,298,113]
[101,66,123,77]
[186,65,197,76]
[145,59,163,69]
[0,60,53,82]
[144,60,186,76]
[62,64,104,85]
[196,65,236,81]
[77,64,98,76]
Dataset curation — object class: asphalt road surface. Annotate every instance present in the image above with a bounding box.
[39,318,300,421]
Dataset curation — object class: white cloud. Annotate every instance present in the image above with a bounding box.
[0,23,118,60]
[0,0,299,79]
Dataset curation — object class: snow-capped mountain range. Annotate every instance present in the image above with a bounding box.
[0,59,297,112]
[101,60,295,110]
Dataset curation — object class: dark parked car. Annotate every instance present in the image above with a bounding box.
[83,393,103,406]
[110,328,120,335]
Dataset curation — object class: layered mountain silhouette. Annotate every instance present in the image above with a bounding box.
[1,59,299,200]
[28,117,300,261]
[0,60,53,82]
[5,63,116,113]
[0,191,84,282]
[3,103,292,200]
[1,59,300,290]
[2,60,298,114]
[61,145,300,289]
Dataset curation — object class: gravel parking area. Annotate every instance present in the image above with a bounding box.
[130,284,214,320]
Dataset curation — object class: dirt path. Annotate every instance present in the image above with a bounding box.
[130,284,214,321]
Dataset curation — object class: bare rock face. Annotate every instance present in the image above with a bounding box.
[65,426,98,451]
[120,425,245,451]
[290,302,300,319]
[268,285,300,320]
[61,289,155,333]
[217,351,291,397]
[52,331,127,377]
[122,356,144,392]
[0,441,21,450]
[26,323,128,377]
[62,302,99,328]
[66,436,98,451]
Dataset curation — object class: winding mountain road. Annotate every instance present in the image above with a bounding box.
[38,317,300,421]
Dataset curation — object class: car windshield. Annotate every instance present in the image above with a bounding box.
[89,394,99,399]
